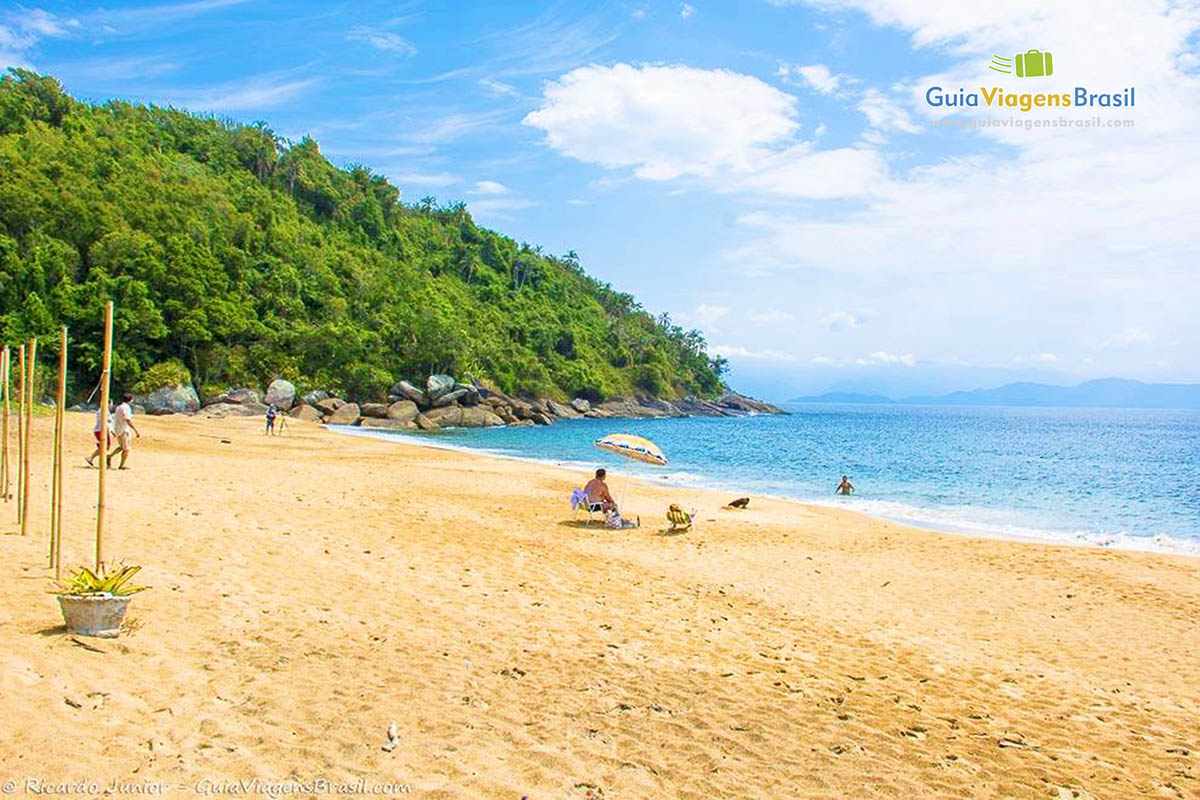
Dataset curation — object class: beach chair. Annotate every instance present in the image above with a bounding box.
[570,488,603,526]
[666,504,695,532]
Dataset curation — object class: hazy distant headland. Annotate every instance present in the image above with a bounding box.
[788,378,1200,410]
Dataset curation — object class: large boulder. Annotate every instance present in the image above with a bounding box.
[301,390,330,406]
[453,382,482,406]
[204,402,267,418]
[426,374,456,403]
[327,402,361,425]
[570,398,591,414]
[548,400,582,419]
[426,406,503,428]
[264,379,296,409]
[360,403,390,419]
[138,384,200,415]
[386,400,419,423]
[209,387,261,406]
[391,381,429,407]
[289,404,324,423]
[414,413,439,431]
[360,417,416,431]
[315,398,343,415]
[432,388,469,407]
[460,407,505,427]
[716,391,784,414]
[530,411,554,426]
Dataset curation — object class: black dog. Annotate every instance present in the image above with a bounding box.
[726,497,750,509]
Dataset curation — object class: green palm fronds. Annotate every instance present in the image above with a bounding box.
[54,562,148,597]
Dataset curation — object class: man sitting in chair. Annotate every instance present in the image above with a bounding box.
[584,468,617,514]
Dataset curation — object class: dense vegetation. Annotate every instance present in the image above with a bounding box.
[0,70,727,403]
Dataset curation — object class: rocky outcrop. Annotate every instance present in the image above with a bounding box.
[301,390,329,406]
[426,374,456,403]
[570,398,591,414]
[414,413,439,431]
[547,400,582,419]
[137,384,200,415]
[327,402,361,425]
[424,405,504,428]
[315,398,343,416]
[390,381,428,407]
[289,404,324,423]
[360,402,389,419]
[716,391,784,414]
[432,388,469,407]
[203,401,268,417]
[264,378,296,409]
[386,400,419,423]
[208,387,261,406]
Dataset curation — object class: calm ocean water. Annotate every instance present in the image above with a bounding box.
[344,405,1200,555]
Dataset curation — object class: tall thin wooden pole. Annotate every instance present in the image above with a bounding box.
[21,338,36,537]
[51,328,67,572]
[54,335,66,575]
[16,344,24,525]
[1,347,9,504]
[96,303,113,570]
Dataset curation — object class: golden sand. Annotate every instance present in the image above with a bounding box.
[1,413,1197,798]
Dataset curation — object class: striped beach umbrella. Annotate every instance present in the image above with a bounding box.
[594,433,668,467]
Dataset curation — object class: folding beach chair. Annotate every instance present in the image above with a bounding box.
[570,488,603,526]
[666,504,695,532]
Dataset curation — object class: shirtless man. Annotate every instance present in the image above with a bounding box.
[836,475,855,495]
[584,468,617,513]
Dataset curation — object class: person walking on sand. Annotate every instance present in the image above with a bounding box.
[106,393,141,469]
[265,404,277,435]
[85,403,113,467]
[836,475,855,496]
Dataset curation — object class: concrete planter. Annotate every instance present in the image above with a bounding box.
[57,594,133,638]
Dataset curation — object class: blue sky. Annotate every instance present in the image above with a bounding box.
[4,0,1198,400]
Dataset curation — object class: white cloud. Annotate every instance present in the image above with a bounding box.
[681,3,695,19]
[856,88,920,134]
[749,309,794,323]
[692,304,731,326]
[712,345,797,362]
[469,180,508,195]
[1106,328,1152,347]
[855,351,916,367]
[348,26,418,56]
[525,63,800,181]
[524,63,884,199]
[793,63,842,94]
[166,74,319,111]
[479,77,520,98]
[820,311,863,330]
[632,9,647,20]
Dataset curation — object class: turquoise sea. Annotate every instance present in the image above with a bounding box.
[343,405,1200,555]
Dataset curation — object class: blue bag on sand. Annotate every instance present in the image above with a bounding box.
[1015,49,1053,78]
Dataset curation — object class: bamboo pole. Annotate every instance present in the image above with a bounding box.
[21,338,36,537]
[1,347,9,503]
[51,327,67,572]
[96,302,113,570]
[16,344,24,525]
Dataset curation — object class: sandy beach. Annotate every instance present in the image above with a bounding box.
[1,411,1197,799]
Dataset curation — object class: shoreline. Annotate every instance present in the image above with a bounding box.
[332,422,1200,559]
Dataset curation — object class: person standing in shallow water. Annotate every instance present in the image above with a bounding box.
[837,475,855,495]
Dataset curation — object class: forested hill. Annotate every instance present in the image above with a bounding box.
[0,69,726,404]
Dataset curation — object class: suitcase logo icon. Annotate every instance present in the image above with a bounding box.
[989,50,1054,78]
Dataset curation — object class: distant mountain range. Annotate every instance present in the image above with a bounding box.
[787,379,1200,410]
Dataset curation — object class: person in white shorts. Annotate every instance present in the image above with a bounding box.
[108,393,141,469]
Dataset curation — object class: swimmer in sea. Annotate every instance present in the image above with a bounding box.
[836,475,854,495]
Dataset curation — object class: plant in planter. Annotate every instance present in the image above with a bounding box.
[53,563,148,638]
